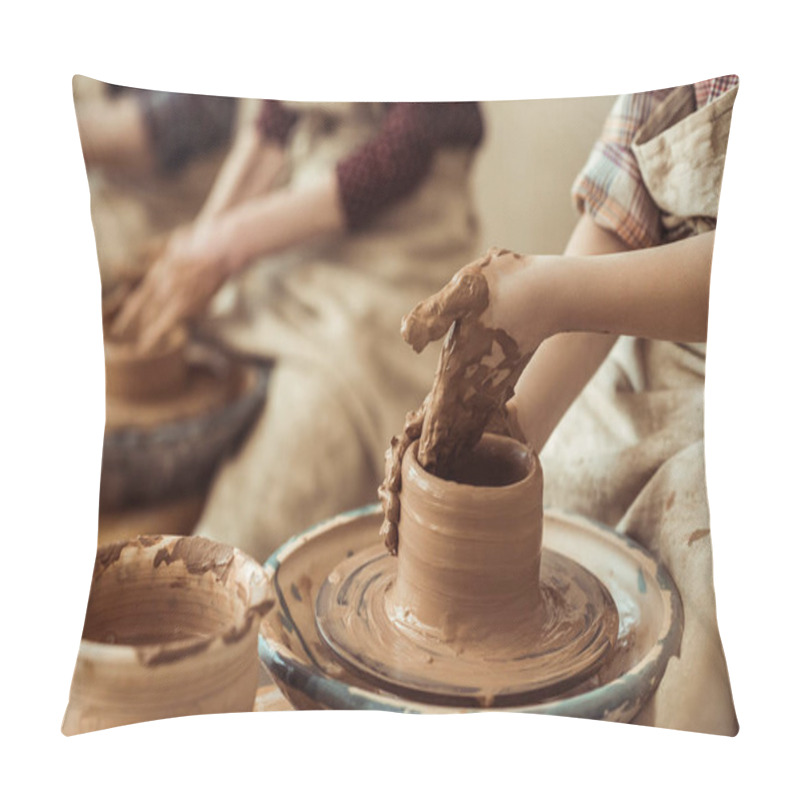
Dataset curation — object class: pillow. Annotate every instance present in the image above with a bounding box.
[64,75,738,736]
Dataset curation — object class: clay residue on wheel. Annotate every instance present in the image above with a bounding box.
[137,637,212,667]
[320,439,619,707]
[148,538,275,648]
[138,535,164,547]
[223,598,276,644]
[93,540,131,579]
[153,536,235,582]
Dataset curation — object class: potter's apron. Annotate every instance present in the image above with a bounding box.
[194,102,482,561]
[541,84,738,734]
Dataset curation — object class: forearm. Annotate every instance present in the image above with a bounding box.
[499,230,713,353]
[508,224,713,451]
[544,231,714,343]
[508,216,627,451]
[217,171,346,273]
[197,125,286,221]
[510,332,616,453]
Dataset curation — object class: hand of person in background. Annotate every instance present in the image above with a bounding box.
[110,166,345,350]
[378,247,553,554]
[108,122,288,350]
[111,218,236,349]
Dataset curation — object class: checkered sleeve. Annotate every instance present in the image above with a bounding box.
[694,74,739,108]
[571,91,670,249]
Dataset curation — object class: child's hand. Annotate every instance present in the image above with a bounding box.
[379,247,552,554]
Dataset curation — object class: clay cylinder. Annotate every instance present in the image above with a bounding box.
[62,535,273,735]
[104,325,189,402]
[392,433,543,645]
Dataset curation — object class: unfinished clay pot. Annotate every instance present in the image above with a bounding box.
[99,352,270,512]
[315,434,619,707]
[104,325,189,402]
[63,535,273,735]
[393,433,543,644]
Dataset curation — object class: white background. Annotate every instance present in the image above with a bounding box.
[3,1,796,797]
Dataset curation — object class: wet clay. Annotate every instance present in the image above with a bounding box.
[63,535,273,735]
[83,535,272,657]
[103,344,250,431]
[104,360,245,430]
[393,436,543,644]
[380,249,531,554]
[104,324,188,402]
[85,536,273,653]
[261,507,683,716]
[344,253,621,704]
[317,436,618,706]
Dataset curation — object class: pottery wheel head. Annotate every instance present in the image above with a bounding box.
[314,545,619,708]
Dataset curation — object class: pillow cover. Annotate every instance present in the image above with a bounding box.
[64,75,738,736]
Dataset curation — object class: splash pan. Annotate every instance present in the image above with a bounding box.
[315,545,618,707]
[259,506,682,721]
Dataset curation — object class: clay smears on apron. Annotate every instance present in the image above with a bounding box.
[541,83,739,734]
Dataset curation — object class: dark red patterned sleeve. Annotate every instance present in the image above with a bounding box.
[336,102,484,230]
[256,100,300,145]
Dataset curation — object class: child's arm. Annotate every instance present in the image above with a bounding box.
[508,218,713,451]
[380,218,715,547]
[507,214,627,453]
[482,227,714,455]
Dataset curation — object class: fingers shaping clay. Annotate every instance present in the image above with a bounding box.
[380,249,532,553]
[104,324,189,402]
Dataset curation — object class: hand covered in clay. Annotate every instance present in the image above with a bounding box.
[112,220,236,350]
[379,248,552,554]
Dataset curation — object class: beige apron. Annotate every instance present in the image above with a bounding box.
[194,102,482,562]
[541,85,738,734]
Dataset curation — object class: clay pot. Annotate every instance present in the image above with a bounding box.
[62,535,273,735]
[104,325,189,401]
[393,433,542,645]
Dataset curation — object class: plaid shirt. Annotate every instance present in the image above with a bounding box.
[572,75,739,249]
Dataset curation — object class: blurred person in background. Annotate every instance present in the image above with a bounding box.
[113,98,486,562]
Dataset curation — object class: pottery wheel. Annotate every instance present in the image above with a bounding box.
[106,352,240,431]
[315,544,619,707]
[100,345,270,511]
